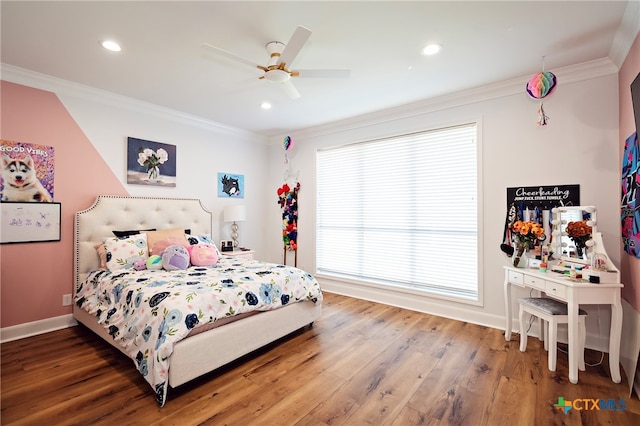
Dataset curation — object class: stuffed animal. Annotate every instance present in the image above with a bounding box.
[146,255,163,270]
[187,243,219,266]
[161,245,190,270]
[133,258,147,271]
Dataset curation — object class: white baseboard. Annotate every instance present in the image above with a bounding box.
[1,314,77,343]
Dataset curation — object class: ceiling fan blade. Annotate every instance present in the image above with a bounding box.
[201,43,258,69]
[295,69,351,78]
[280,80,301,100]
[277,26,312,67]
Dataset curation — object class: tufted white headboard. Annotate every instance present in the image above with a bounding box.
[74,195,212,293]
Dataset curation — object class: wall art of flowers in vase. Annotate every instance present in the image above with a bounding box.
[565,220,592,258]
[511,220,546,267]
[126,137,176,187]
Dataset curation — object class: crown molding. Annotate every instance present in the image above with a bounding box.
[0,63,267,143]
[609,0,640,68]
[272,57,618,143]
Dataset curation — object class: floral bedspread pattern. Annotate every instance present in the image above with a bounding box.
[75,256,323,406]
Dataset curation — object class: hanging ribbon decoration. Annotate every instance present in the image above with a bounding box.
[526,57,557,126]
[283,135,294,164]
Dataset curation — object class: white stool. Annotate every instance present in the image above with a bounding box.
[518,297,587,372]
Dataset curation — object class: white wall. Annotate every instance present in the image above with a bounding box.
[266,59,621,351]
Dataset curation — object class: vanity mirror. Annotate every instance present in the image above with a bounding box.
[551,205,620,283]
[551,206,597,263]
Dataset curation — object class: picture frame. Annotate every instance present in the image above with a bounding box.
[0,202,61,244]
[126,137,177,187]
[217,173,244,198]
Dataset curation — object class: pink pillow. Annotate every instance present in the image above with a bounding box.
[187,243,219,266]
[152,237,189,256]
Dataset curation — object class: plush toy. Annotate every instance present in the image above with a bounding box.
[133,258,147,271]
[187,243,219,266]
[146,255,163,270]
[161,245,190,270]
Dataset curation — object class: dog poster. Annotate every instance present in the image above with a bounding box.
[217,172,244,198]
[0,140,54,202]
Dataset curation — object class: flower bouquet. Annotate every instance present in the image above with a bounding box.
[511,220,545,267]
[565,220,592,257]
[137,148,169,181]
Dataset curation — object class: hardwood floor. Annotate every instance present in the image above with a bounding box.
[2,292,639,425]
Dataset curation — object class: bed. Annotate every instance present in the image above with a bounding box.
[73,195,322,405]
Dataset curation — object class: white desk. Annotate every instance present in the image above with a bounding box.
[503,265,623,384]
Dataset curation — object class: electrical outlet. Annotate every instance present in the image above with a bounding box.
[62,294,72,306]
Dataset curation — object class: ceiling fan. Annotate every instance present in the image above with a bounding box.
[202,26,350,99]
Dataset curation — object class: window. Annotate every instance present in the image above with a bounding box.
[316,123,478,301]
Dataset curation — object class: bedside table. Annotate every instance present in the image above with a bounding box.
[222,249,255,260]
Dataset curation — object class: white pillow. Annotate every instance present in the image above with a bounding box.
[103,233,149,271]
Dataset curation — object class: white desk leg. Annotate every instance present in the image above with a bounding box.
[609,292,623,383]
[504,273,512,341]
[567,293,579,384]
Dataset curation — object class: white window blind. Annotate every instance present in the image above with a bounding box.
[316,123,478,300]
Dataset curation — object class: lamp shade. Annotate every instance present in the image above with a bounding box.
[224,205,246,222]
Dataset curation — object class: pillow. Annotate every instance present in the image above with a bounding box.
[103,234,149,271]
[144,228,189,255]
[94,242,107,270]
[151,236,189,256]
[185,234,221,256]
[112,228,156,238]
[187,243,219,266]
[161,245,190,270]
[185,234,212,245]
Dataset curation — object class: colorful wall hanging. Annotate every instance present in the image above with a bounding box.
[283,135,294,164]
[621,131,640,258]
[526,58,557,127]
[127,137,176,187]
[277,181,300,265]
[0,139,55,202]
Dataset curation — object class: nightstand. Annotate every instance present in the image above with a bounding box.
[222,249,255,260]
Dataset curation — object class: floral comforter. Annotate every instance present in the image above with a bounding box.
[75,256,323,406]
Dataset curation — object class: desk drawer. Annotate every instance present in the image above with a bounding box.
[508,270,524,286]
[545,281,567,299]
[524,275,546,291]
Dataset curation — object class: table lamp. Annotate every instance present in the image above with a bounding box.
[224,205,246,249]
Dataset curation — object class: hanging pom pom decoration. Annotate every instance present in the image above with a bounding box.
[526,71,557,100]
[526,69,557,126]
[283,136,294,164]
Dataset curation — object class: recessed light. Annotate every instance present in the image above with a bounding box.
[260,102,272,110]
[101,40,122,52]
[422,43,442,56]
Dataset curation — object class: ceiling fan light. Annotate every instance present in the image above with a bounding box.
[260,102,272,109]
[265,69,290,83]
[422,43,442,56]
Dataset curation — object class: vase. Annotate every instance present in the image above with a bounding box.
[148,166,159,181]
[513,244,529,268]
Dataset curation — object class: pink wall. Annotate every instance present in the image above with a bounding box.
[0,81,127,327]
[619,33,640,311]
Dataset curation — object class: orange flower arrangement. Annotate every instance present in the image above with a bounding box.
[565,220,592,256]
[511,220,546,266]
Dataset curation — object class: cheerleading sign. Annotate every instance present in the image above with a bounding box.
[526,70,557,126]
